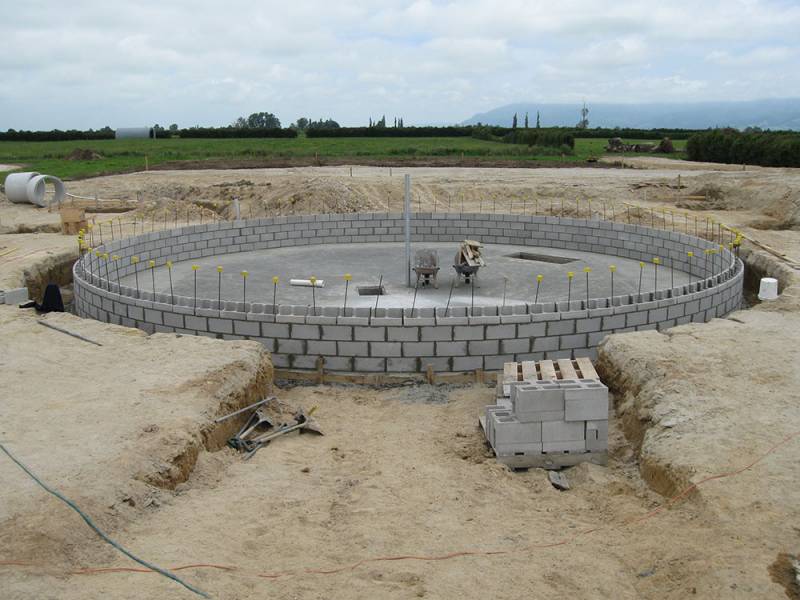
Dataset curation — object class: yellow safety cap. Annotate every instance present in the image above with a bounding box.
[653,257,661,265]
[166,260,173,268]
[217,266,223,273]
[148,260,155,268]
[131,256,139,263]
[583,266,591,273]
[639,261,645,268]
[241,270,249,278]
[567,271,574,278]
[310,276,317,282]
[687,251,694,257]
[272,276,279,284]
[112,255,119,261]
[192,265,200,271]
[536,274,544,282]
[609,265,616,272]
[344,273,352,281]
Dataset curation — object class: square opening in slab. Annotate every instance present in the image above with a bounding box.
[357,285,386,296]
[505,252,578,264]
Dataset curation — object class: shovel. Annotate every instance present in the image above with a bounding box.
[243,406,323,460]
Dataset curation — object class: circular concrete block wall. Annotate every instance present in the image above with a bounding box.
[73,212,744,373]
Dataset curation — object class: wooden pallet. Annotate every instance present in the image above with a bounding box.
[501,357,599,397]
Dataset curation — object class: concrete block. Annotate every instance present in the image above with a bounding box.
[209,318,233,334]
[501,338,530,354]
[387,357,418,372]
[387,327,419,342]
[485,324,515,339]
[337,341,368,356]
[468,339,499,355]
[484,354,514,371]
[626,311,647,327]
[513,385,564,413]
[586,420,609,451]
[517,322,547,338]
[277,338,305,354]
[262,323,291,338]
[547,319,575,336]
[491,415,542,444]
[354,326,386,341]
[420,326,453,342]
[291,324,321,339]
[4,287,29,305]
[453,326,485,341]
[354,357,386,372]
[321,325,353,341]
[560,334,587,350]
[532,336,559,352]
[602,314,626,329]
[163,312,184,329]
[452,356,483,371]
[564,387,609,421]
[494,442,544,455]
[370,342,403,357]
[306,340,337,355]
[542,420,585,442]
[542,440,586,453]
[144,309,163,325]
[403,342,435,357]
[233,319,260,337]
[575,318,601,333]
[435,341,468,356]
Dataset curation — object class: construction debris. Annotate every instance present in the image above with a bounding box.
[453,239,485,285]
[548,470,570,491]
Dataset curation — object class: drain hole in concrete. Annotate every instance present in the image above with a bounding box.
[358,285,386,296]
[505,252,577,264]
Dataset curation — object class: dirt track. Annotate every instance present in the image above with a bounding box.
[1,161,800,599]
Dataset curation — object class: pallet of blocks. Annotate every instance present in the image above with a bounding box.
[479,357,608,470]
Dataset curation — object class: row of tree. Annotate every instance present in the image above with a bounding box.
[686,129,800,167]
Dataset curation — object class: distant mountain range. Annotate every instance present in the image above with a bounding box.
[461,99,800,130]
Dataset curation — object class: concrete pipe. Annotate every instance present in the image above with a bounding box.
[26,174,65,208]
[4,172,40,204]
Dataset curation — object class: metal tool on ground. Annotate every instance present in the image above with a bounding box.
[242,406,323,460]
[214,396,276,423]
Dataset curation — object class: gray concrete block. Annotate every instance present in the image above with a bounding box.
[452,356,483,371]
[144,309,163,325]
[542,440,586,453]
[370,342,403,357]
[602,314,626,329]
[354,326,386,341]
[387,357,418,372]
[277,338,305,354]
[626,311,648,327]
[586,420,609,451]
[575,318,601,333]
[262,322,291,338]
[532,336,559,352]
[501,338,530,354]
[306,339,337,355]
[485,324,515,339]
[291,324,321,339]
[387,327,419,342]
[321,325,353,341]
[547,319,575,336]
[468,339,499,355]
[208,318,233,334]
[128,305,144,321]
[564,388,609,421]
[3,287,29,305]
[542,420,585,442]
[354,357,386,372]
[560,334,587,350]
[517,322,547,338]
[252,337,276,352]
[337,341,368,356]
[163,312,184,329]
[453,326,485,341]
[435,341,468,356]
[420,326,453,341]
[492,415,542,444]
[484,354,514,371]
[233,319,260,337]
[403,342,435,357]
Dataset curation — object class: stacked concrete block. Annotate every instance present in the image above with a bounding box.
[485,377,609,468]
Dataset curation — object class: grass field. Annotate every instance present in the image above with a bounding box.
[0,136,686,181]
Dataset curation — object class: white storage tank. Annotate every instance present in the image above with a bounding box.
[115,127,153,139]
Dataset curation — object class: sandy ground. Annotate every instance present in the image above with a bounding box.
[1,160,800,599]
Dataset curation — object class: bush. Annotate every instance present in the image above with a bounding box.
[0,129,115,142]
[502,129,575,149]
[177,127,297,139]
[686,129,800,167]
[306,126,478,138]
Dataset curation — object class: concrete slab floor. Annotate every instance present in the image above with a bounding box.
[120,242,693,308]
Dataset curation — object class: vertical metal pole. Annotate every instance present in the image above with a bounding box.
[404,174,411,287]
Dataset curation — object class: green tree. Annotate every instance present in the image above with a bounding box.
[292,117,310,131]
[524,112,529,128]
[536,111,541,129]
[512,113,518,129]
[245,112,281,128]
[168,123,179,132]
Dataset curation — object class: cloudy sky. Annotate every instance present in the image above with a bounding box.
[2,0,799,130]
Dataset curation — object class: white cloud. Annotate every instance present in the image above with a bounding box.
[0,0,799,128]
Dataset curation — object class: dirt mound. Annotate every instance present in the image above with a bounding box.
[65,148,103,161]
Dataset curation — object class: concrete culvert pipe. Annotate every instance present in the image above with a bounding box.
[26,174,65,208]
[4,172,41,203]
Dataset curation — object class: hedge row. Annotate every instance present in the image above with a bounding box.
[305,126,479,138]
[501,129,575,149]
[686,129,800,167]
[177,127,297,139]
[0,129,116,141]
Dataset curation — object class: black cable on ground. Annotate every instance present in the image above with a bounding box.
[0,442,210,598]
